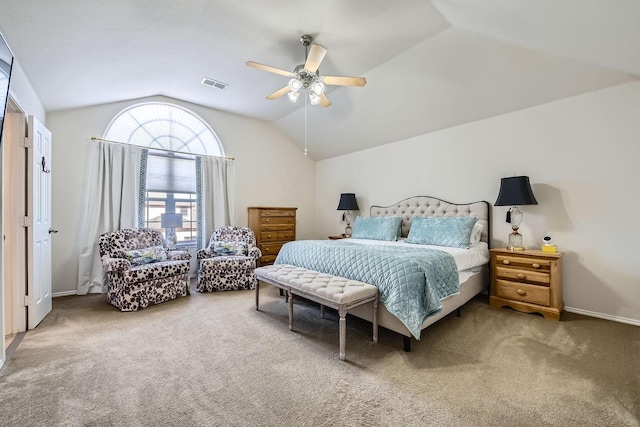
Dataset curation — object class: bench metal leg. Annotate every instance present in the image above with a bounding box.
[338,305,347,361]
[288,288,294,331]
[320,304,325,319]
[373,297,379,343]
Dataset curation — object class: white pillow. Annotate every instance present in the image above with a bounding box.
[470,222,484,246]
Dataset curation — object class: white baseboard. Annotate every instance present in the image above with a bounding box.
[52,290,78,298]
[565,306,640,327]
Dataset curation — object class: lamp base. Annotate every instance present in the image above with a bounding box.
[344,224,352,238]
[507,229,524,251]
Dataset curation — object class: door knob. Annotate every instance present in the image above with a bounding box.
[49,228,59,234]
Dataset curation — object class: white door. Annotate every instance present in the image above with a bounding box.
[26,116,52,329]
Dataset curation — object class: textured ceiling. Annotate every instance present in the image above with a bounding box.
[0,0,638,159]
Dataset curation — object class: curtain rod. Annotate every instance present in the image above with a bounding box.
[90,137,235,160]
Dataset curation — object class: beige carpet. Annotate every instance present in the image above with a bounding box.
[1,283,638,427]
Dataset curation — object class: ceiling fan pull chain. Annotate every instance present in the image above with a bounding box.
[304,95,308,156]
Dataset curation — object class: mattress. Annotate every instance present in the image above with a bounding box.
[340,238,490,272]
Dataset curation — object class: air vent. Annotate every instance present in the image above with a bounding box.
[201,77,228,90]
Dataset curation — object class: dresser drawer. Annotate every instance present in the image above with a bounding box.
[260,255,277,265]
[495,266,550,285]
[495,279,550,306]
[261,210,296,218]
[260,243,285,256]
[261,224,295,232]
[260,231,295,242]
[495,255,550,272]
[261,216,295,226]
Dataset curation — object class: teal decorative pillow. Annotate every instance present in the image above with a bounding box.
[122,245,168,266]
[406,217,478,249]
[351,216,403,241]
[213,241,248,256]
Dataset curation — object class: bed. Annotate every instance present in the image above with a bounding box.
[274,196,490,351]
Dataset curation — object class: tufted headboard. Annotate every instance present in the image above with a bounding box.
[370,196,490,245]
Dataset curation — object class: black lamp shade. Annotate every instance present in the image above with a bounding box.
[495,176,538,206]
[337,193,359,211]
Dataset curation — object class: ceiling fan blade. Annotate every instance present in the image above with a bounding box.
[304,44,327,73]
[246,61,292,78]
[322,75,367,87]
[319,93,331,108]
[266,85,291,100]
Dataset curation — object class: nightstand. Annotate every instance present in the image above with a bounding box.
[328,235,347,240]
[489,248,564,320]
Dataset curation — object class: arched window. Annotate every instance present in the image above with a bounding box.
[104,102,224,245]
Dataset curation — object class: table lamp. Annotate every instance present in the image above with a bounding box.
[494,176,538,251]
[337,193,359,237]
[161,213,183,247]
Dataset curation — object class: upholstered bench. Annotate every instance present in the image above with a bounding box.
[255,264,378,360]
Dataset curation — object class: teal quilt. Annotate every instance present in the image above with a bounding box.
[275,240,459,339]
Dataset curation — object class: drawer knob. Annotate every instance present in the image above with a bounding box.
[516,289,526,296]
[516,273,525,279]
[502,260,511,265]
[265,219,270,222]
[532,263,541,268]
[267,234,272,238]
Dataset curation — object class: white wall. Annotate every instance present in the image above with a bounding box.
[46,95,315,295]
[7,61,45,122]
[316,81,640,325]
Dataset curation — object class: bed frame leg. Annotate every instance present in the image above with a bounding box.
[456,308,461,317]
[403,336,411,352]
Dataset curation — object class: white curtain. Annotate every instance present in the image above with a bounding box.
[200,156,235,248]
[76,141,143,294]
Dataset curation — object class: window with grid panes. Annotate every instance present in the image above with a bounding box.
[104,102,224,245]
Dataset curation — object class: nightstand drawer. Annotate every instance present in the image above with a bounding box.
[495,255,550,272]
[495,266,550,285]
[495,279,550,306]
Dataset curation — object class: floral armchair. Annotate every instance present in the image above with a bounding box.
[197,226,262,292]
[98,228,192,311]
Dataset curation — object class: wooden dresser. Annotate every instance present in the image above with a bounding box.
[490,248,564,320]
[248,207,297,266]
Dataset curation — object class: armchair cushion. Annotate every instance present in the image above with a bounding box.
[199,256,256,273]
[121,245,168,266]
[167,249,191,261]
[123,260,190,284]
[212,241,248,256]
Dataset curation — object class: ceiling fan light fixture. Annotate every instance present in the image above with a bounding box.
[311,80,325,96]
[288,90,300,102]
[309,92,321,105]
[288,77,302,92]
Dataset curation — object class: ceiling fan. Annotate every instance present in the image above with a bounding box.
[246,34,367,108]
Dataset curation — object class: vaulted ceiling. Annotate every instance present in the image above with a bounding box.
[0,0,638,159]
